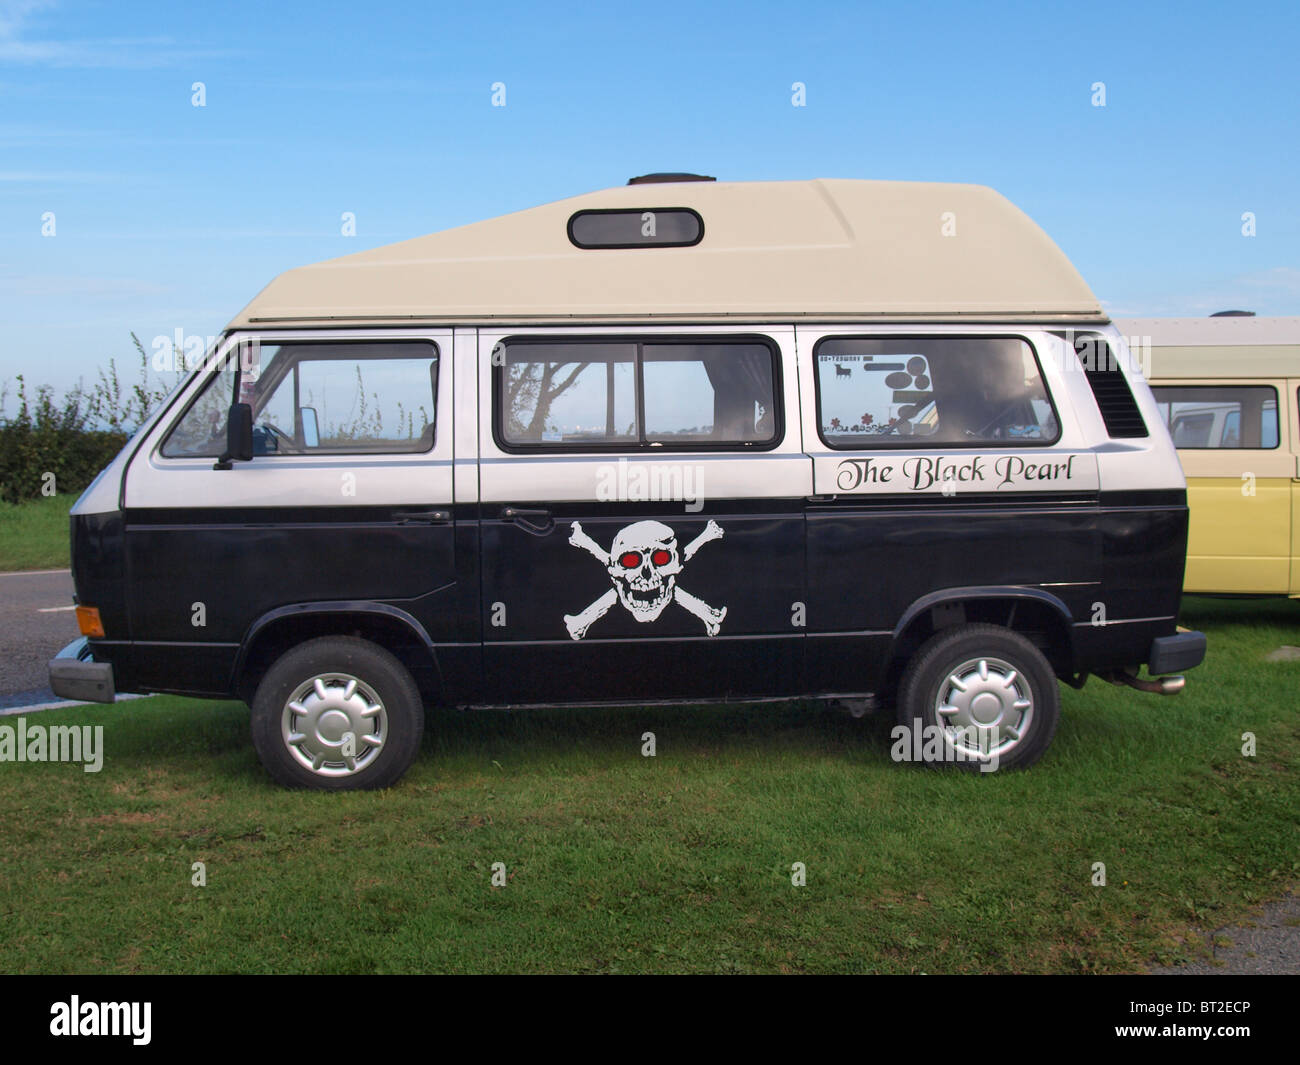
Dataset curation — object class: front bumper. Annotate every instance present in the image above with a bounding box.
[48,637,116,703]
[1148,630,1207,675]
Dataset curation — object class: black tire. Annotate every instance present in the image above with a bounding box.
[250,636,424,790]
[895,624,1059,772]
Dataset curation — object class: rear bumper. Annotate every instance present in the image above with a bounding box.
[1148,631,1207,675]
[48,638,116,703]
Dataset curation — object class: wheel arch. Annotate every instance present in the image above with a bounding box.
[890,586,1077,684]
[234,602,442,705]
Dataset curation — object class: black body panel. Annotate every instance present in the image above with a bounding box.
[807,494,1101,632]
[112,504,470,699]
[69,487,1192,706]
[479,499,805,703]
[70,510,127,635]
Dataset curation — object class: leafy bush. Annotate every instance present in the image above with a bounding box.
[0,335,178,504]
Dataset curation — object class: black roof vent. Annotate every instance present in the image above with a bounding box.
[627,172,716,185]
[1210,309,1255,317]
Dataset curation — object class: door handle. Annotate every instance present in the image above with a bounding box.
[502,506,554,534]
[395,509,452,524]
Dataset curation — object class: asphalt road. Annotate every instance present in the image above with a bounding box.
[1150,887,1300,975]
[0,568,80,709]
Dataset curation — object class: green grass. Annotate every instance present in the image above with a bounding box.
[0,596,1297,973]
[0,493,75,571]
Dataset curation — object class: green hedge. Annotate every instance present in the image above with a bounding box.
[0,342,176,505]
[0,376,130,505]
[0,422,128,505]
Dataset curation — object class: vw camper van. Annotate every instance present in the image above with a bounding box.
[1124,315,1300,597]
[50,177,1206,788]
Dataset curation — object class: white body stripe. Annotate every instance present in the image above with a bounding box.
[79,321,1185,516]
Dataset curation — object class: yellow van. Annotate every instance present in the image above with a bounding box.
[1124,316,1300,596]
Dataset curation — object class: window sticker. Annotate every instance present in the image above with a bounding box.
[815,337,1058,449]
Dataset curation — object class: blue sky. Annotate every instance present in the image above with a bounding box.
[2,0,1297,399]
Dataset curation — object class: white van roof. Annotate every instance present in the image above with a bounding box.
[1118,316,1300,379]
[230,178,1104,328]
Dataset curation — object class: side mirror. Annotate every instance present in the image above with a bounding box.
[214,403,254,469]
[300,406,320,449]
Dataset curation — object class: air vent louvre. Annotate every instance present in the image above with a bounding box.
[1075,337,1149,439]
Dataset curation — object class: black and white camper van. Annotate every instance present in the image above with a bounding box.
[49,176,1206,788]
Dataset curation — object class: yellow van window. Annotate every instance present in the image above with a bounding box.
[1150,385,1278,449]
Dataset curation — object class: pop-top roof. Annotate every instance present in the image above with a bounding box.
[229,178,1104,328]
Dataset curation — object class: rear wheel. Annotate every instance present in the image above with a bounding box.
[896,624,1059,772]
[250,636,424,790]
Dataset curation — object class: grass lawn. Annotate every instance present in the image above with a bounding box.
[0,595,1296,974]
[0,493,75,572]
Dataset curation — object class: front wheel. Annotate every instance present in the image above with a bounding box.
[250,636,424,790]
[896,624,1060,772]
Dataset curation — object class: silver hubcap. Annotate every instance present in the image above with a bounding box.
[281,672,387,777]
[935,656,1034,760]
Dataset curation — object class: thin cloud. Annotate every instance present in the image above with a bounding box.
[1182,268,1300,315]
[1236,266,1300,294]
[43,227,328,240]
[253,76,435,95]
[0,0,239,68]
[0,169,125,181]
[0,0,55,38]
[1103,267,1300,318]
[0,273,172,298]
[0,123,114,144]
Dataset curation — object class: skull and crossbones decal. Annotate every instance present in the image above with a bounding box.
[563,519,728,640]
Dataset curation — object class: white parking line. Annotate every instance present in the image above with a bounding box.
[0,568,71,578]
[37,605,76,613]
[0,694,152,716]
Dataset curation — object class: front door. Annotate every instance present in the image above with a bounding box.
[121,330,464,696]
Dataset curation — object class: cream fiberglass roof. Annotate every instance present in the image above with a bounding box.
[230,178,1103,327]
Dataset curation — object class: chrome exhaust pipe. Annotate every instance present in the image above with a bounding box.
[1107,670,1185,695]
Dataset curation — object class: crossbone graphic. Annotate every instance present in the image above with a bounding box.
[564,519,728,640]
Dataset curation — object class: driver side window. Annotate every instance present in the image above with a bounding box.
[161,340,440,459]
[249,341,439,456]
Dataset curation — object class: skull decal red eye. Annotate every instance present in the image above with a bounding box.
[564,518,728,640]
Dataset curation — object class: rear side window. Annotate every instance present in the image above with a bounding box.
[498,338,778,450]
[1151,385,1279,449]
[814,336,1058,448]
